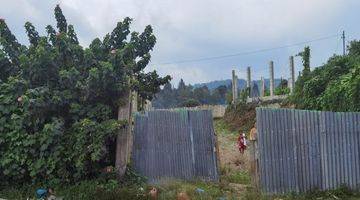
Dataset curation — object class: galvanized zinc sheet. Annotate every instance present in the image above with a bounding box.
[132,109,219,182]
[257,108,360,194]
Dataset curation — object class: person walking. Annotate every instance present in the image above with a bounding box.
[237,133,247,153]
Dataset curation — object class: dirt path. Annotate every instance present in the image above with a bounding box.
[214,119,252,198]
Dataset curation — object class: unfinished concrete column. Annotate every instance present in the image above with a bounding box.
[247,66,251,97]
[132,91,138,113]
[261,77,265,97]
[289,56,295,93]
[145,100,152,111]
[269,61,274,97]
[232,70,238,104]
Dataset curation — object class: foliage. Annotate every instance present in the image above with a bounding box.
[152,79,230,108]
[222,170,251,185]
[152,180,232,200]
[274,79,290,95]
[223,102,257,133]
[297,46,311,76]
[0,5,170,185]
[290,43,360,111]
[180,98,201,107]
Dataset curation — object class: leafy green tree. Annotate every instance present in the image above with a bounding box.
[54,4,68,33]
[0,5,169,184]
[180,98,200,107]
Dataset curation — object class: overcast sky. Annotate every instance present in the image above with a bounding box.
[1,0,360,85]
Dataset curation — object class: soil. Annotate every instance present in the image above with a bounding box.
[217,132,249,172]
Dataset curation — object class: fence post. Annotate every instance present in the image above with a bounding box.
[145,100,152,111]
[232,69,238,104]
[115,91,132,178]
[289,56,295,93]
[269,61,274,97]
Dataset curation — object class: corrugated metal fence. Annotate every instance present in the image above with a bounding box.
[132,109,219,182]
[257,108,360,194]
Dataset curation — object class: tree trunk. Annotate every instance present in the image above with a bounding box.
[115,91,132,178]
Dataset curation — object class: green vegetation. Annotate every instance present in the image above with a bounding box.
[0,5,170,185]
[214,118,237,135]
[274,79,290,95]
[291,44,360,111]
[223,102,257,133]
[153,79,229,108]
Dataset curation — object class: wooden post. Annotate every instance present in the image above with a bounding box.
[289,56,295,93]
[115,91,132,178]
[269,61,274,97]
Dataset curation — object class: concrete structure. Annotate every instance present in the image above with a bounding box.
[247,66,251,97]
[132,91,138,112]
[246,94,287,103]
[261,77,265,97]
[269,61,274,97]
[232,70,238,104]
[289,56,295,93]
[144,100,153,111]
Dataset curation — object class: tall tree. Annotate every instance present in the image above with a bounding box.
[54,4,67,33]
[25,22,40,46]
[0,5,170,184]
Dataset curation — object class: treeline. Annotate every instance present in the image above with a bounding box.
[152,79,230,108]
[291,42,360,112]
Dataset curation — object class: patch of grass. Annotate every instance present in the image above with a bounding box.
[0,185,38,200]
[0,180,148,200]
[273,185,360,200]
[153,180,234,200]
[214,118,237,135]
[224,171,251,185]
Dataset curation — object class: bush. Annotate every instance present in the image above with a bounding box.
[180,98,200,107]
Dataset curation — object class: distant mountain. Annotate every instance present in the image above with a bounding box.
[194,78,283,92]
[194,79,245,90]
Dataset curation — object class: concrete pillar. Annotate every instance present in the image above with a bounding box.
[144,100,152,111]
[269,61,274,97]
[247,66,251,97]
[232,70,238,104]
[261,77,265,97]
[289,56,295,93]
[131,91,138,113]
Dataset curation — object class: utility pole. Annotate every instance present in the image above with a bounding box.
[342,31,346,56]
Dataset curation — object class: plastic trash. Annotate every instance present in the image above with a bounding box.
[35,188,47,199]
[195,188,205,193]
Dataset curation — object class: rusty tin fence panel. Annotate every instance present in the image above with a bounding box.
[257,108,360,194]
[132,109,219,182]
